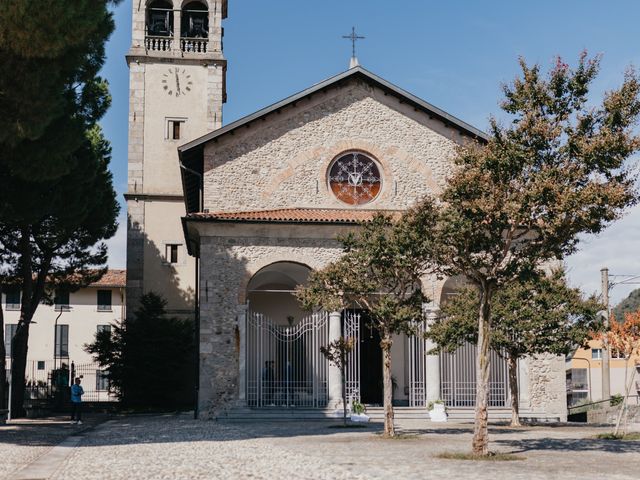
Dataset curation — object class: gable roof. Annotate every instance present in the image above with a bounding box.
[179,66,487,155]
[178,66,488,214]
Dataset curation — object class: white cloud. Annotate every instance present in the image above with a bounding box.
[565,204,640,306]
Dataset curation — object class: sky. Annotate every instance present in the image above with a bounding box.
[100,0,640,306]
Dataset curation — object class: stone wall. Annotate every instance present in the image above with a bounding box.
[203,79,463,212]
[197,230,343,418]
[526,354,568,421]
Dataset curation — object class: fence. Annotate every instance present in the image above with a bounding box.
[3,359,117,410]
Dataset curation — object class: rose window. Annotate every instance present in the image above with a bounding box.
[328,152,382,205]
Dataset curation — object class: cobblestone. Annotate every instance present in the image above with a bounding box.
[46,415,640,480]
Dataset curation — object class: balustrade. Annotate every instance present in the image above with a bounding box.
[145,36,173,52]
[181,37,208,53]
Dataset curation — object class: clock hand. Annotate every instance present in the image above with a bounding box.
[175,72,181,96]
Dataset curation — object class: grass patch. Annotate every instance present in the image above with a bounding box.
[328,424,369,429]
[595,432,640,440]
[374,432,421,440]
[436,451,525,461]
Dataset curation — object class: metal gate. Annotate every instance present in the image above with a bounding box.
[407,321,428,407]
[246,311,329,408]
[440,342,510,407]
[343,310,361,404]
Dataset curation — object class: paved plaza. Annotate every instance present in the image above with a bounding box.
[1,414,638,479]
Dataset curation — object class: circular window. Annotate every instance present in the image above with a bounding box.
[328,152,382,205]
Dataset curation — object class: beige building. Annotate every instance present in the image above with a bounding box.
[3,270,125,401]
[125,0,226,316]
[567,339,640,406]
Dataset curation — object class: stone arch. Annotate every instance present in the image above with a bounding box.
[438,275,471,307]
[146,0,174,37]
[243,261,314,324]
[181,1,209,39]
[238,255,326,304]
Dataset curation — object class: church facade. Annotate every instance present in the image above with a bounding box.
[127,1,567,420]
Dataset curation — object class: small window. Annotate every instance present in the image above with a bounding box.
[55,324,69,358]
[54,289,70,311]
[4,287,21,311]
[4,324,18,358]
[611,349,626,359]
[37,361,46,370]
[166,119,186,140]
[96,370,110,391]
[97,325,112,335]
[97,290,112,311]
[165,244,180,264]
[591,348,602,360]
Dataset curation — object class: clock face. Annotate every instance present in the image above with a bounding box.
[161,68,193,97]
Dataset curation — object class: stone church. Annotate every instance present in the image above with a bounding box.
[126,0,567,420]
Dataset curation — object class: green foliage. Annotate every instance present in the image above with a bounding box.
[613,289,640,324]
[297,212,435,337]
[0,0,121,172]
[352,400,366,415]
[428,269,603,358]
[320,337,354,371]
[610,394,624,407]
[85,293,195,409]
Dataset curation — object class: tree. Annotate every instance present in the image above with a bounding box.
[597,310,640,436]
[414,53,640,454]
[320,337,355,426]
[0,125,119,416]
[85,293,195,409]
[297,212,435,437]
[428,270,602,426]
[0,1,121,417]
[613,288,640,322]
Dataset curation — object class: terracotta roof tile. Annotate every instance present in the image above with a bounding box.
[186,208,402,224]
[89,269,126,288]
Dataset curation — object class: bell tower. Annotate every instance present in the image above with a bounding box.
[125,0,227,316]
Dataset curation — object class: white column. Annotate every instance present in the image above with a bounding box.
[424,306,441,402]
[237,304,248,403]
[328,311,342,409]
[173,9,181,52]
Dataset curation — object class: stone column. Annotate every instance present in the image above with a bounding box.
[328,311,342,409]
[173,9,181,53]
[237,304,248,403]
[424,306,441,403]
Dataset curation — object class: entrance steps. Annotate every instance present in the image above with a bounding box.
[217,406,559,423]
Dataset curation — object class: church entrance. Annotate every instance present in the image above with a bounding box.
[245,262,330,408]
[345,310,382,405]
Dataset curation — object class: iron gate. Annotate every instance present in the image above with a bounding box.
[407,321,428,407]
[440,342,510,407]
[246,311,329,408]
[343,311,361,404]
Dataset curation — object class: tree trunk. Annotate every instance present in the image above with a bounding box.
[381,334,395,437]
[10,228,34,418]
[472,285,492,455]
[508,354,520,427]
[613,358,635,436]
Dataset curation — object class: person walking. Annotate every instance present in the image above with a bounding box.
[70,377,84,424]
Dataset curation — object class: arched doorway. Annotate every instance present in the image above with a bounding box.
[245,262,329,408]
[437,276,510,407]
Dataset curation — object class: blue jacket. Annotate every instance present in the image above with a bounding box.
[71,384,84,403]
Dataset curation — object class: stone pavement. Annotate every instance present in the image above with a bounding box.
[0,414,106,480]
[22,415,638,480]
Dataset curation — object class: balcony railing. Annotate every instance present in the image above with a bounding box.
[181,37,208,53]
[146,35,173,52]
